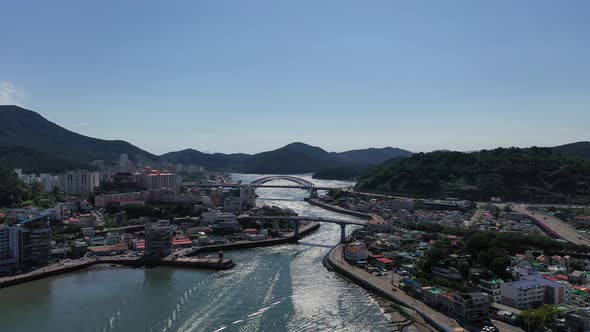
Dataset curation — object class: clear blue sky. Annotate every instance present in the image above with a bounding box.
[2,1,589,155]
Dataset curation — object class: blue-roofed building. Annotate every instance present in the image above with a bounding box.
[501,274,566,309]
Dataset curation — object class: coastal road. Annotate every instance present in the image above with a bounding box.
[512,205,590,247]
[328,245,463,331]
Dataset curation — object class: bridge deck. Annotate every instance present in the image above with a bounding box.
[238,215,367,226]
[181,183,341,190]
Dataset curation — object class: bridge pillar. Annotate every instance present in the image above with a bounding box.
[309,189,318,199]
[339,223,346,244]
[293,220,300,242]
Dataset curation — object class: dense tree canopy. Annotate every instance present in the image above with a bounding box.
[356,147,590,203]
[0,165,27,207]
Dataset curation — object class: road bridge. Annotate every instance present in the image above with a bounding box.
[239,215,368,244]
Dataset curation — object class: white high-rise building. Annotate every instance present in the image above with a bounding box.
[119,154,130,171]
[39,174,57,191]
[59,171,100,193]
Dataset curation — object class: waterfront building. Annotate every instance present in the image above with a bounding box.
[0,225,22,273]
[59,170,101,193]
[19,216,51,268]
[201,210,240,231]
[73,240,89,257]
[368,254,394,270]
[145,220,172,257]
[344,242,369,263]
[89,243,128,256]
[479,279,504,303]
[90,236,106,246]
[105,232,121,245]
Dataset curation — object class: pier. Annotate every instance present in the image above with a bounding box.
[0,255,235,289]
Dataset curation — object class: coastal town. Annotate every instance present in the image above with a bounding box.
[1,155,326,284]
[317,191,590,332]
[2,153,590,331]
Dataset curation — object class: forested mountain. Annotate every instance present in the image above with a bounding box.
[552,141,590,160]
[0,105,155,171]
[356,147,590,203]
[334,147,412,165]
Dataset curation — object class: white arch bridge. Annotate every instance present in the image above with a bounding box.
[181,175,346,197]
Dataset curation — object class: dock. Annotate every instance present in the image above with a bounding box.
[0,255,235,289]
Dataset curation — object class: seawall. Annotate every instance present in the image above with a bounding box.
[323,245,458,332]
[0,261,95,289]
[188,221,320,255]
[0,257,235,289]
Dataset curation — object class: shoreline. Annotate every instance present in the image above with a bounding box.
[187,221,321,255]
[303,200,461,332]
[0,256,236,289]
[0,221,320,290]
[323,244,462,332]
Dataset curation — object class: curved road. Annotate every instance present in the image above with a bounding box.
[512,205,590,247]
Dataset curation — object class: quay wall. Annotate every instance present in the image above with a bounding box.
[304,199,373,220]
[188,222,320,255]
[323,245,456,332]
[0,261,95,289]
[0,258,235,289]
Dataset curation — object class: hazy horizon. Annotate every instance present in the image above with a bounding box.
[2,1,589,154]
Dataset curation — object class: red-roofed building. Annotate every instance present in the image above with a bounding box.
[172,238,193,248]
[370,256,394,270]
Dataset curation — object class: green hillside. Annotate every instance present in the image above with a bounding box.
[356,147,590,203]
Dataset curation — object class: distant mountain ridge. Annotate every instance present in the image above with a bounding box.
[2,105,587,176]
[161,142,414,174]
[334,147,413,164]
[552,141,590,160]
[0,105,156,172]
[0,106,413,174]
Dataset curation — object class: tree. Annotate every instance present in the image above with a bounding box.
[423,246,447,272]
[503,205,512,213]
[0,166,27,207]
[520,305,558,331]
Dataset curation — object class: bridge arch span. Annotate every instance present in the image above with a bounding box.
[250,176,315,188]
